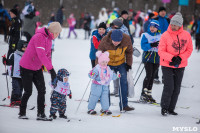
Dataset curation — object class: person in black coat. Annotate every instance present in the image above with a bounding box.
[83,12,91,39]
[56,6,64,39]
[7,9,22,60]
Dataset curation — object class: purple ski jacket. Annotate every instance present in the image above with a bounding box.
[20,27,53,71]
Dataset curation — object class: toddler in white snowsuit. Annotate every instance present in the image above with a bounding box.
[49,69,71,119]
[88,51,119,115]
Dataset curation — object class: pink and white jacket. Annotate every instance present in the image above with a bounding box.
[158,25,193,68]
[20,27,53,71]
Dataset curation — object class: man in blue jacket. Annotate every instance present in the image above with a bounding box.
[153,6,170,84]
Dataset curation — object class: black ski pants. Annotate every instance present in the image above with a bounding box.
[20,67,46,115]
[142,62,159,94]
[161,66,185,111]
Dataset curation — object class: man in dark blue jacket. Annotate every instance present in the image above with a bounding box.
[56,6,64,39]
[153,6,170,84]
[192,17,200,51]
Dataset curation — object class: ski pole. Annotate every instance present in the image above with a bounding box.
[2,55,10,101]
[133,61,143,80]
[117,72,124,113]
[134,50,154,87]
[75,78,92,114]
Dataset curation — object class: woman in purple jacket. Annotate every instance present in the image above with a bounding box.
[18,22,62,120]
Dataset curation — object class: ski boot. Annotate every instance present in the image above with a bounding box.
[59,114,67,119]
[140,88,150,103]
[147,90,156,103]
[49,114,57,119]
[87,109,97,115]
[100,109,112,115]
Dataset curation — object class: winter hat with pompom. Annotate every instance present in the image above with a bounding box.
[96,51,110,64]
[170,12,183,27]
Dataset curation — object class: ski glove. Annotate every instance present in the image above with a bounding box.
[126,64,132,72]
[69,93,72,99]
[2,56,7,65]
[49,68,57,82]
[150,41,159,47]
[169,56,182,67]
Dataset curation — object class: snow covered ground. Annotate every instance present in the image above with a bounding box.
[0,28,199,133]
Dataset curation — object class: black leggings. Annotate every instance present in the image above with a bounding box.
[142,62,159,94]
[20,67,46,115]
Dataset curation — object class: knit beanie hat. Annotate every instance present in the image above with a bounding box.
[47,22,62,33]
[121,10,128,16]
[10,8,18,16]
[111,29,123,42]
[112,18,123,27]
[96,51,110,64]
[149,20,160,30]
[158,6,166,13]
[98,22,106,29]
[170,12,183,27]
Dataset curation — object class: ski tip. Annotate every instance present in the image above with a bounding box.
[2,98,6,101]
[29,106,35,110]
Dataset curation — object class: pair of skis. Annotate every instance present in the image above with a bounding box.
[129,100,190,109]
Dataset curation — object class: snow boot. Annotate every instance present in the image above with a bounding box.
[161,108,168,116]
[123,106,135,111]
[59,114,67,119]
[168,110,178,115]
[49,114,57,119]
[37,113,52,121]
[153,78,161,84]
[87,109,97,115]
[18,114,28,119]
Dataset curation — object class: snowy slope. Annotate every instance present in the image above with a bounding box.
[0,28,199,133]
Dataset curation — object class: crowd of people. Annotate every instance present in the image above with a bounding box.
[0,0,198,122]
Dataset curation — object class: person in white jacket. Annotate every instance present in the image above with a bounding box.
[98,8,108,25]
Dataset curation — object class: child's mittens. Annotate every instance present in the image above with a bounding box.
[117,72,121,78]
[89,71,95,77]
[68,93,72,99]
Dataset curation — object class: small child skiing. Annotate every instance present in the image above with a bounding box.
[6,40,28,105]
[49,69,72,119]
[88,51,120,115]
[140,20,161,103]
[89,22,107,68]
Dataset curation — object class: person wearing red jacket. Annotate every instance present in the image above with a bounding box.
[158,12,193,116]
